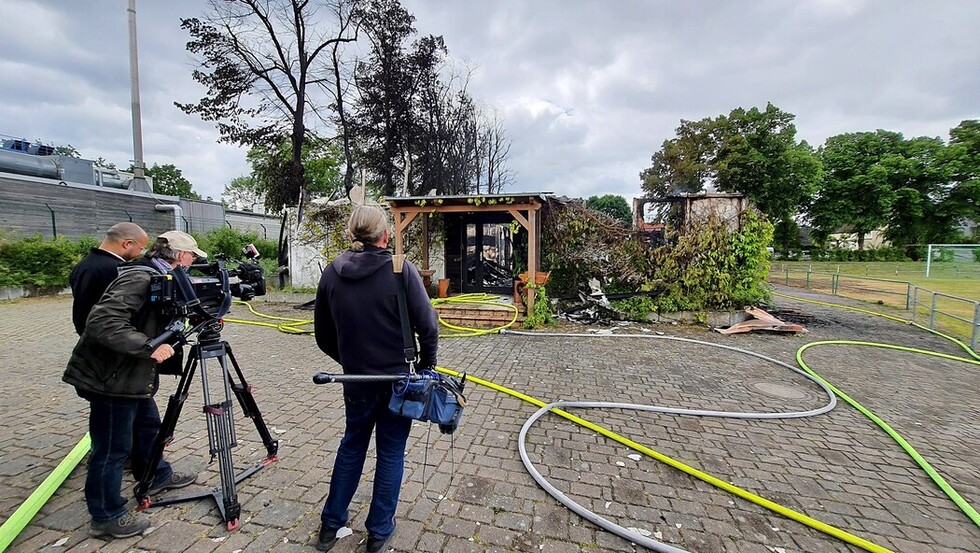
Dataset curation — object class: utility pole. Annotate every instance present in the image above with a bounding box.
[128,0,147,187]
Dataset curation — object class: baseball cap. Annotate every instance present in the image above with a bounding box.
[159,230,208,259]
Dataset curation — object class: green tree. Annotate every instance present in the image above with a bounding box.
[94,157,117,170]
[585,195,632,225]
[640,104,819,252]
[881,136,949,246]
[142,163,200,199]
[223,176,263,212]
[53,144,80,158]
[640,116,718,197]
[350,0,419,196]
[809,131,905,248]
[939,120,980,239]
[246,137,343,212]
[713,104,821,252]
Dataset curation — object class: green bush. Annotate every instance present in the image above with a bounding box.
[809,247,910,262]
[0,235,82,289]
[196,227,278,262]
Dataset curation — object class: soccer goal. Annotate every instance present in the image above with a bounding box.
[924,244,980,277]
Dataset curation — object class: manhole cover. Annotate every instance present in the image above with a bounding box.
[752,382,809,400]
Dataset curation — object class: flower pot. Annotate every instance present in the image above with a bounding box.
[437,278,450,298]
[518,271,550,286]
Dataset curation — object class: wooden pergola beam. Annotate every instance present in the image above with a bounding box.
[386,195,546,314]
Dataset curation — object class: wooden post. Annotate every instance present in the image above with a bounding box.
[527,207,538,314]
[421,213,429,271]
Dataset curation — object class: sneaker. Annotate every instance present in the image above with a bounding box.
[90,510,150,538]
[147,470,197,495]
[366,522,396,553]
[315,524,339,551]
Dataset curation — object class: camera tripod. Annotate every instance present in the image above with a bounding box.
[134,325,279,530]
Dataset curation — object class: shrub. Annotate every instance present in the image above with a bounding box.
[196,227,278,262]
[0,235,82,288]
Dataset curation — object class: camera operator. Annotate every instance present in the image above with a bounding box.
[63,230,204,538]
[69,222,149,335]
[313,205,438,553]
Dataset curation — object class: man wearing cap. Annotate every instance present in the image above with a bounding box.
[64,230,205,538]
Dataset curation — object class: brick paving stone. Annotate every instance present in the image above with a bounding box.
[2,291,979,552]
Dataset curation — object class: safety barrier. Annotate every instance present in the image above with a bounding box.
[770,267,980,350]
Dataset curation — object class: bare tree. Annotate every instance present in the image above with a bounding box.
[479,108,514,193]
[176,0,358,219]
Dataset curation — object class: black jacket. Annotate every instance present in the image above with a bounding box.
[63,258,169,398]
[314,247,438,382]
[69,248,124,335]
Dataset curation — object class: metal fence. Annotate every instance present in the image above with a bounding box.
[770,267,980,350]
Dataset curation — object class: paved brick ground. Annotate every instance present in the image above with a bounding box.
[0,287,977,552]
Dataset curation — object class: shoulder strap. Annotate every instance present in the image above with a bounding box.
[392,255,417,368]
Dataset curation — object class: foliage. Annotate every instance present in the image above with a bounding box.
[140,163,200,199]
[712,104,821,252]
[521,284,554,329]
[610,295,657,321]
[541,198,653,297]
[808,247,911,262]
[196,227,278,262]
[647,211,773,311]
[0,235,83,288]
[639,103,819,253]
[245,137,344,212]
[540,198,773,319]
[808,122,980,249]
[298,203,356,263]
[223,176,263,212]
[640,116,717,196]
[585,195,632,225]
[53,144,80,158]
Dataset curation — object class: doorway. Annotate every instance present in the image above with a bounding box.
[463,221,515,294]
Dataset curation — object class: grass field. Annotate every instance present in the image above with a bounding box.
[768,261,980,346]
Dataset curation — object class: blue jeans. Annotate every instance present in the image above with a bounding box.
[80,390,173,522]
[321,388,412,538]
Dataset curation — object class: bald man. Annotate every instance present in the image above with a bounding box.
[70,222,150,335]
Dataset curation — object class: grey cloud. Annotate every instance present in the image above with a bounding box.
[4,0,978,203]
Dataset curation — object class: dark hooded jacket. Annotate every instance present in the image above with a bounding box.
[314,246,438,382]
[63,257,169,398]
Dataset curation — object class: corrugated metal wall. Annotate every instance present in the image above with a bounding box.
[0,174,280,241]
[225,210,282,241]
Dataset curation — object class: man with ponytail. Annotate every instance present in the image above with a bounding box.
[313,204,439,552]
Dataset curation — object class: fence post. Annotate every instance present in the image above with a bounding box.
[910,287,918,321]
[806,266,811,289]
[44,203,57,238]
[260,224,268,239]
[929,292,937,330]
[905,283,911,311]
[784,268,789,286]
[123,210,133,222]
[973,302,979,352]
[831,273,838,295]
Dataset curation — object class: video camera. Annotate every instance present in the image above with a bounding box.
[150,244,267,323]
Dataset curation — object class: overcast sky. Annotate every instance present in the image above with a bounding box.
[1,1,977,204]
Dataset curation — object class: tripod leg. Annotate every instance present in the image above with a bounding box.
[203,401,241,526]
[224,345,279,459]
[135,350,198,505]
